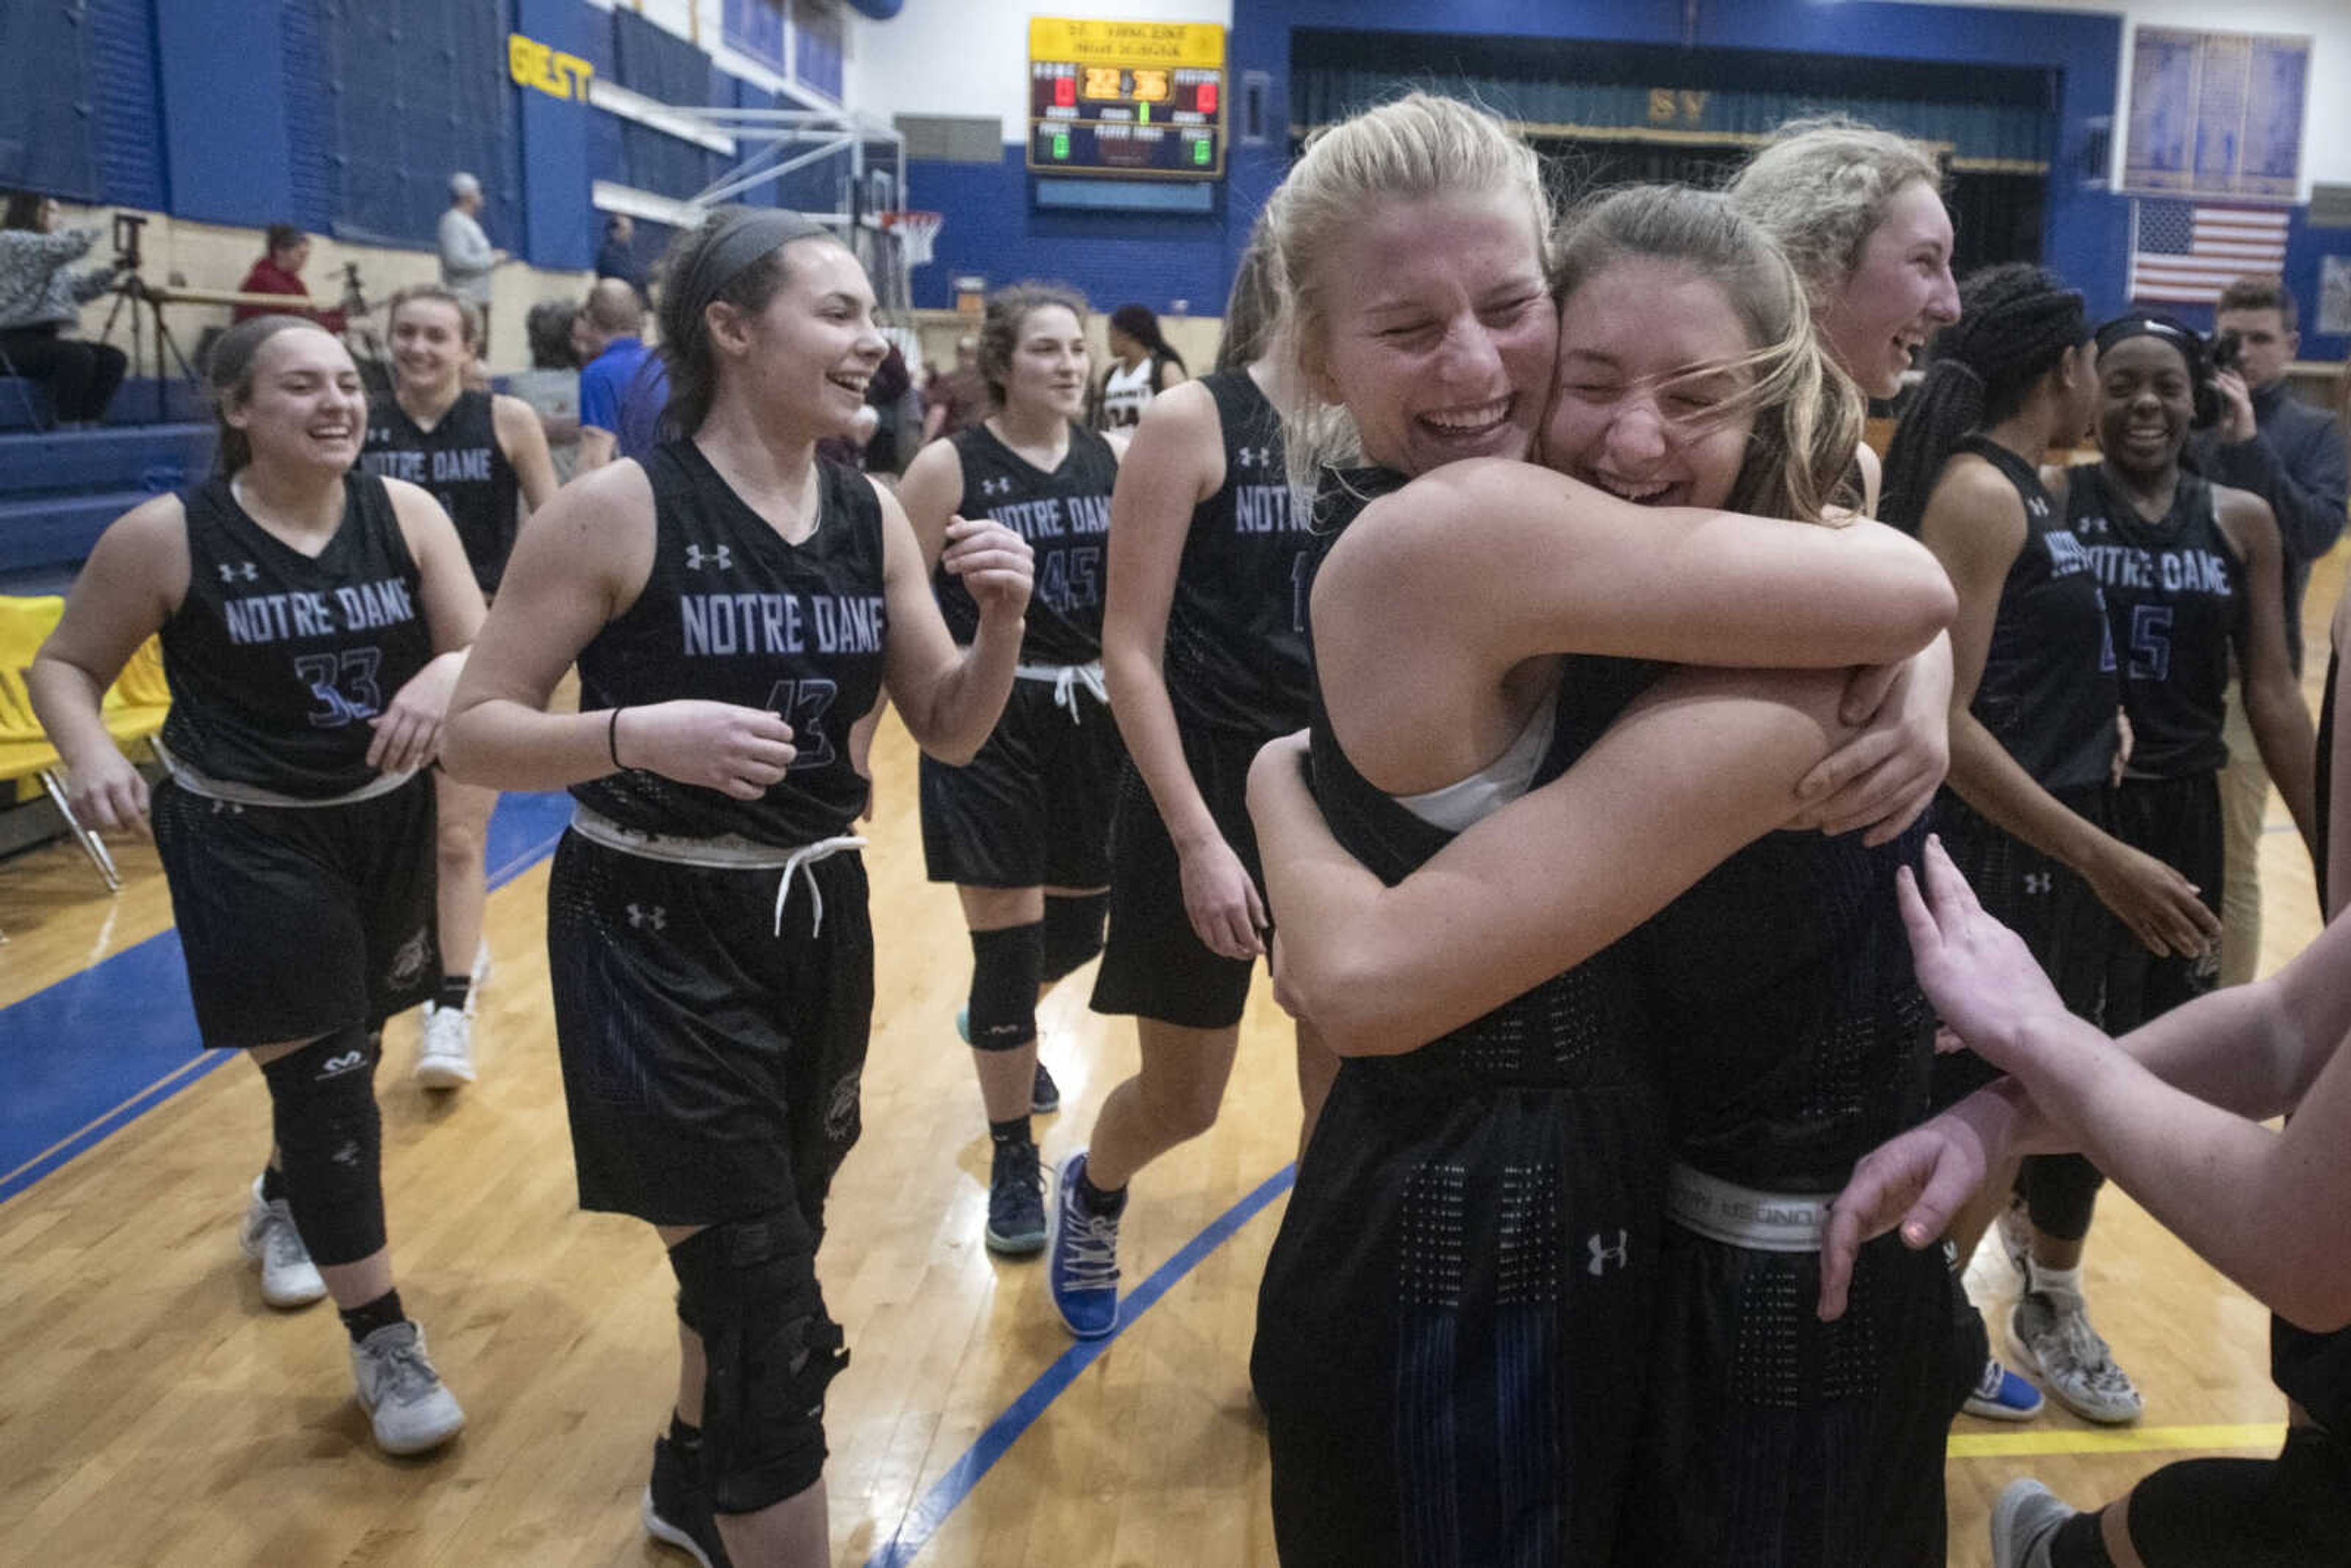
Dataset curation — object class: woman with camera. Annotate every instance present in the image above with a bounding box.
[0,190,129,427]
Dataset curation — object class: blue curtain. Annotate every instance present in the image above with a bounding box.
[2,1,102,200]
[318,0,519,247]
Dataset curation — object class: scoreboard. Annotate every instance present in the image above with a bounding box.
[1027,18,1226,180]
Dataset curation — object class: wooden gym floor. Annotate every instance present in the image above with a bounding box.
[1,547,2339,1567]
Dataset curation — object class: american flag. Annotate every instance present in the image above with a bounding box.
[2128,200,2290,304]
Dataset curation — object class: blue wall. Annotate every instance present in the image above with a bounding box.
[909,1,2344,362]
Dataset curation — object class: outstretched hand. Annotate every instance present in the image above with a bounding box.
[1818,1109,1990,1319]
[1897,835,2069,1073]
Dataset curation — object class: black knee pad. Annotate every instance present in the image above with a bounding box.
[2021,1153,2104,1243]
[260,1026,385,1267]
[1041,892,1109,983]
[669,1209,848,1515]
[967,923,1043,1051]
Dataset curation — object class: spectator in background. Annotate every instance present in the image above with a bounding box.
[437,173,503,348]
[235,225,347,334]
[2191,276,2351,988]
[0,190,127,427]
[506,299,583,483]
[921,332,986,445]
[571,277,651,472]
[1088,301,1187,429]
[594,214,645,300]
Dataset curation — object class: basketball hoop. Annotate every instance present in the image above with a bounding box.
[879,210,942,267]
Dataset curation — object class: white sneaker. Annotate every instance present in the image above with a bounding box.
[350,1319,466,1455]
[238,1176,326,1308]
[1990,1477,2073,1568]
[2011,1289,2143,1424]
[415,1003,476,1089]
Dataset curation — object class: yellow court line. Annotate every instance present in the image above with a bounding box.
[1950,1423,2285,1460]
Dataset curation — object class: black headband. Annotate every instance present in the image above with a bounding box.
[2094,312,2203,363]
[673,208,833,320]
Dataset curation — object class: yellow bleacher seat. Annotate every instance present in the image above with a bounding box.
[0,595,121,891]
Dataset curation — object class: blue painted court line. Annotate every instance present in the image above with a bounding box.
[0,790,574,1206]
[863,1163,1298,1568]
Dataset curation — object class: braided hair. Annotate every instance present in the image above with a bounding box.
[1880,263,2085,534]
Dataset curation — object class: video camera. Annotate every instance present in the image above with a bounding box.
[111,212,146,274]
[2210,328,2243,375]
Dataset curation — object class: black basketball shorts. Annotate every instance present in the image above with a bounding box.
[2104,771,2224,1036]
[918,676,1123,890]
[1090,722,1273,1031]
[546,831,876,1229]
[152,773,437,1050]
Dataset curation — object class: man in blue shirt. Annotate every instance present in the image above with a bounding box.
[2191,275,2351,986]
[572,279,653,471]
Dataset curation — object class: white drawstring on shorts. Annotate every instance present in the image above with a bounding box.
[1016,659,1108,722]
[569,805,865,937]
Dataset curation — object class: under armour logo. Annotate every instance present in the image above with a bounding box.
[219,561,258,583]
[2027,497,2050,520]
[317,1050,369,1078]
[626,903,667,931]
[1236,445,1269,468]
[981,476,1013,497]
[2023,871,2053,896]
[686,544,732,572]
[1587,1229,1629,1275]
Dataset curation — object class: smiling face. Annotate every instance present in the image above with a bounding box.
[2094,333,2195,478]
[228,326,368,476]
[714,238,888,439]
[1543,260,1757,512]
[1307,190,1556,477]
[1002,304,1089,421]
[1814,178,1959,399]
[389,296,471,394]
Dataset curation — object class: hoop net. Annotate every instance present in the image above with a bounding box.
[879,210,942,267]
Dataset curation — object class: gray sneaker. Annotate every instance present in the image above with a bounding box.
[350,1320,467,1455]
[2011,1289,2143,1424]
[1990,1478,2073,1568]
[238,1176,326,1308]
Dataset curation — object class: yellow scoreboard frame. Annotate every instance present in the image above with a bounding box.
[1027,18,1227,180]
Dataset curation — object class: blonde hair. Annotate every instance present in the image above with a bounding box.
[385,282,481,350]
[1266,92,1551,498]
[1728,115,1943,308]
[1556,185,1861,524]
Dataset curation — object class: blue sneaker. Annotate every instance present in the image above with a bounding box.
[1047,1152,1122,1338]
[1963,1356,2045,1421]
[958,1007,1060,1114]
[985,1138,1048,1256]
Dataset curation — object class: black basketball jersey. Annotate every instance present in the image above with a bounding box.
[572,441,887,846]
[1632,823,1936,1193]
[1963,437,2121,793]
[935,419,1117,665]
[2273,642,2351,1430]
[1305,465,1657,1089]
[2067,463,2244,780]
[159,471,435,798]
[1163,370,1313,738]
[360,389,519,595]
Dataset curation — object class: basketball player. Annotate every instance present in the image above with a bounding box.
[1239,100,1954,1566]
[896,287,1126,1261]
[359,284,557,1087]
[1090,302,1188,430]
[1826,670,2351,1564]
[27,315,481,1455]
[1056,222,1330,1340]
[1731,115,1962,512]
[441,208,1030,1568]
[1880,268,2218,1426]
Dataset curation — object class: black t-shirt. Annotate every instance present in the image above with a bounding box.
[160,471,434,798]
[1163,370,1313,740]
[934,419,1117,666]
[572,441,888,845]
[2068,462,2245,780]
[360,389,519,595]
[1963,437,2121,793]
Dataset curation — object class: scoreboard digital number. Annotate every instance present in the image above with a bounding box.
[1027,18,1225,180]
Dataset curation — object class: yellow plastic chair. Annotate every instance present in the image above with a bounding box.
[0,595,121,891]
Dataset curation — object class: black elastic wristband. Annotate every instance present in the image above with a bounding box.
[608,707,623,770]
